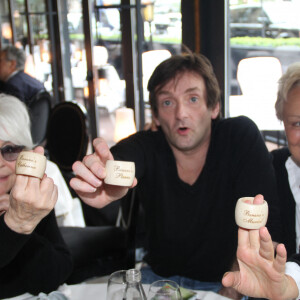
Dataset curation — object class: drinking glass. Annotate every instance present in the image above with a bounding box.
[106,270,127,300]
[147,280,182,300]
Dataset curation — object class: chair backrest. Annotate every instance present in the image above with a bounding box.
[46,101,89,172]
[237,56,283,96]
[142,49,172,101]
[28,90,52,145]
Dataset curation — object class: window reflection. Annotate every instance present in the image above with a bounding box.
[228,0,300,147]
[1,1,12,45]
[0,0,182,147]
[68,0,85,102]
[29,0,46,11]
[1,22,12,43]
[0,0,52,94]
[82,0,181,146]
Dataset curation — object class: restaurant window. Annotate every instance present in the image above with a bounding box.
[67,0,85,102]
[0,1,12,46]
[141,0,181,126]
[78,0,182,147]
[227,0,300,148]
[0,0,182,146]
[0,0,59,100]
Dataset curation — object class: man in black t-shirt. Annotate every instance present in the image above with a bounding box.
[70,52,282,299]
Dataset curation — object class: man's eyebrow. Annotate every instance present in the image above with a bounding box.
[156,90,172,96]
[157,87,200,96]
[185,87,200,93]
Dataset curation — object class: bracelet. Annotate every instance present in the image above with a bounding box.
[104,160,135,187]
[235,197,268,229]
[16,151,47,179]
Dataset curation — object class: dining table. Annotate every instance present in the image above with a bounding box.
[4,282,231,300]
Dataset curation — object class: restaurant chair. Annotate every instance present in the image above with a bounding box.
[237,56,282,97]
[142,49,171,102]
[28,90,52,145]
[45,100,88,187]
[229,56,284,132]
[45,100,138,284]
[60,188,139,284]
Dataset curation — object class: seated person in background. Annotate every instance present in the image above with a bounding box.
[0,45,45,105]
[0,94,73,298]
[271,62,300,257]
[222,194,300,300]
[70,51,282,298]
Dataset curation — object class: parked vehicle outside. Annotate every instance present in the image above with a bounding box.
[230,2,300,38]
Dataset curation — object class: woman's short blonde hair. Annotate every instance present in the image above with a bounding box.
[0,93,34,149]
[275,62,300,121]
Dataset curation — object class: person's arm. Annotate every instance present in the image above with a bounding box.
[0,211,73,297]
[219,118,282,299]
[0,213,31,268]
[0,147,73,298]
[233,117,282,242]
[222,195,299,300]
[70,137,137,209]
[22,210,73,295]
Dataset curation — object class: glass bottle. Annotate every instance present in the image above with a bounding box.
[124,269,146,300]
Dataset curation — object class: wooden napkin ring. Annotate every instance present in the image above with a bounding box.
[104,160,135,187]
[16,151,47,179]
[235,197,268,229]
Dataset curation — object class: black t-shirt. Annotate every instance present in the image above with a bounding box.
[111,116,282,282]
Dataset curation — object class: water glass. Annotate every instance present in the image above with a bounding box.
[106,270,127,300]
[147,280,182,300]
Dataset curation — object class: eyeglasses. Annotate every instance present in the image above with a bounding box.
[0,145,25,162]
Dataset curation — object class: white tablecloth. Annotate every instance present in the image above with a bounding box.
[4,283,230,300]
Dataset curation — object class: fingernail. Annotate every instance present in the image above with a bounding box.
[90,187,97,193]
[93,178,102,187]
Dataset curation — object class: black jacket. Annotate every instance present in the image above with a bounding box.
[0,210,73,298]
[6,71,45,105]
[271,147,297,256]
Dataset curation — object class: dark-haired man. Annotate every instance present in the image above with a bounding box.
[70,52,282,298]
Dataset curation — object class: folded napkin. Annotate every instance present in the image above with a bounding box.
[24,284,71,300]
[24,292,68,300]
